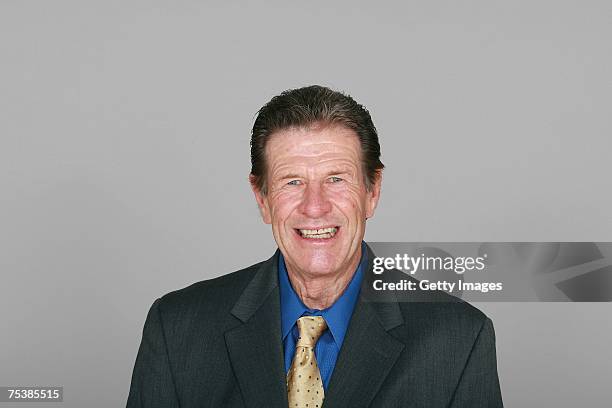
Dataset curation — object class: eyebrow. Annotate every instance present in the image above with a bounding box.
[275,166,354,180]
[319,165,355,178]
[278,173,301,179]
[325,168,352,175]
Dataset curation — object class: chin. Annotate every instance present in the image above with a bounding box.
[296,253,343,276]
[281,234,352,275]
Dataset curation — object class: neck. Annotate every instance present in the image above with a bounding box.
[285,248,362,310]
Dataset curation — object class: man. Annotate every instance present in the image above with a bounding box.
[127,85,503,407]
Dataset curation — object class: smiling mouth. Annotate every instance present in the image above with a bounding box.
[296,227,339,239]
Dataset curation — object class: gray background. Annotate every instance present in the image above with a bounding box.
[1,1,611,407]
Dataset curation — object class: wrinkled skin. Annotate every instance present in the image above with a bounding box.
[251,124,382,308]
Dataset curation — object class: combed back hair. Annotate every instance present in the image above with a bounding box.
[250,85,384,194]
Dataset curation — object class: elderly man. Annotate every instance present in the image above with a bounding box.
[127,85,503,407]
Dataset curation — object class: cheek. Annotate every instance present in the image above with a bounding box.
[269,191,301,223]
[329,188,367,217]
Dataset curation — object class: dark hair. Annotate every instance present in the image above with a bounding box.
[250,85,384,194]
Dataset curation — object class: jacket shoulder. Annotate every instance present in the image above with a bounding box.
[372,267,490,329]
[393,285,492,345]
[154,258,268,318]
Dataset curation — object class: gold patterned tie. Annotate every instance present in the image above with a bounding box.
[287,316,328,408]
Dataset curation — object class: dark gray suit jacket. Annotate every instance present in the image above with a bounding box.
[127,246,503,407]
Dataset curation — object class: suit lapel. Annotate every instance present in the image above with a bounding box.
[323,244,406,408]
[323,300,405,408]
[224,245,407,408]
[224,252,288,408]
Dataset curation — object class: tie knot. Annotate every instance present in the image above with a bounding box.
[296,316,327,347]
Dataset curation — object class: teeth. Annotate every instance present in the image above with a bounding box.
[299,227,337,238]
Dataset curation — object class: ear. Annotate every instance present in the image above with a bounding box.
[249,174,272,224]
[365,170,383,219]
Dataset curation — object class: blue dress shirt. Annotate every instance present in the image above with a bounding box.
[279,242,367,389]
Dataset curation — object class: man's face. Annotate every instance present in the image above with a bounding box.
[252,124,381,278]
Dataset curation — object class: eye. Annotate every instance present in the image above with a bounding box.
[287,180,302,186]
[328,176,343,183]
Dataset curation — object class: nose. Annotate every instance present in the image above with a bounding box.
[298,182,332,219]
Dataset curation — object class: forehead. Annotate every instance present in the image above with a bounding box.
[265,124,361,162]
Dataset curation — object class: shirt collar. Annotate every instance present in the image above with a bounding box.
[279,242,367,347]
